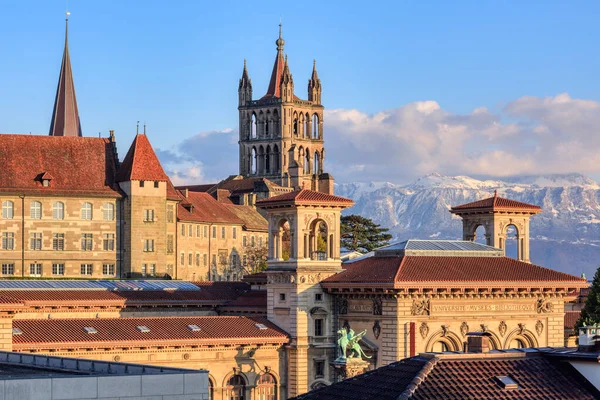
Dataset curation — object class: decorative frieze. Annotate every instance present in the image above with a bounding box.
[411,299,430,316]
[536,299,554,313]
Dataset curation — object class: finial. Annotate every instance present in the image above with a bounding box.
[66,11,70,21]
[143,121,146,135]
[313,59,316,68]
[136,121,139,134]
[244,58,247,68]
[276,22,285,50]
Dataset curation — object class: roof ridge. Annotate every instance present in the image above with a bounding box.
[397,356,439,400]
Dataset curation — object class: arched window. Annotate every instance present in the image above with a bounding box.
[256,373,277,400]
[2,201,14,219]
[251,114,257,139]
[304,151,311,174]
[432,341,450,352]
[265,146,271,174]
[312,114,319,139]
[30,201,42,219]
[251,148,257,175]
[258,146,265,174]
[305,113,309,138]
[81,202,93,220]
[273,110,279,136]
[509,338,526,349]
[53,202,65,220]
[226,375,246,400]
[103,203,115,221]
[314,151,320,174]
[293,118,298,136]
[273,145,280,173]
[208,378,214,400]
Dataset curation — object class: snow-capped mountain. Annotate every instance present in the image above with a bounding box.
[337,173,600,277]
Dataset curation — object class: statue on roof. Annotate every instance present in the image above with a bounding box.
[336,328,371,361]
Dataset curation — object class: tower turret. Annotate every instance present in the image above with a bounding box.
[238,59,252,106]
[280,55,294,102]
[308,60,321,104]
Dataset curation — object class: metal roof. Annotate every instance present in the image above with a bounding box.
[373,240,504,258]
[0,280,201,291]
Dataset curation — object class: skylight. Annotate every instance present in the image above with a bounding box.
[187,324,201,332]
[255,323,268,330]
[83,327,98,334]
[137,326,150,333]
[12,328,22,335]
[495,375,518,390]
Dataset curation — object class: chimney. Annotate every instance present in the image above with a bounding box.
[466,332,492,353]
[185,188,189,198]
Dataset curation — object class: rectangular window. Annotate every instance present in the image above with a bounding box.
[52,233,65,251]
[2,232,15,250]
[166,234,174,254]
[154,181,159,188]
[243,235,247,247]
[188,225,192,237]
[143,209,155,222]
[181,224,185,236]
[203,254,208,266]
[141,264,147,276]
[233,227,237,239]
[167,205,174,223]
[195,253,200,266]
[259,236,263,247]
[314,319,324,337]
[315,360,325,378]
[102,263,115,276]
[181,252,185,265]
[81,233,93,251]
[221,227,226,239]
[196,225,200,237]
[148,264,156,276]
[243,255,247,266]
[52,263,65,276]
[212,254,216,266]
[30,201,42,219]
[80,264,93,275]
[212,226,217,238]
[143,239,155,252]
[188,253,193,265]
[279,293,286,301]
[251,236,255,247]
[29,263,42,277]
[30,232,42,250]
[103,203,115,220]
[231,254,238,267]
[315,293,323,302]
[1,263,14,275]
[103,233,115,251]
[139,180,145,187]
[203,226,208,238]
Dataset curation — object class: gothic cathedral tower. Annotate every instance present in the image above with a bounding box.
[238,25,334,194]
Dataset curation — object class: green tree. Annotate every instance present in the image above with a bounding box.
[340,215,392,253]
[576,267,600,329]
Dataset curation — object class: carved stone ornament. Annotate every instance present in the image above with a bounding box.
[372,297,383,316]
[499,321,507,337]
[518,323,526,335]
[535,320,544,336]
[183,353,190,360]
[441,325,450,337]
[339,299,348,315]
[460,322,469,337]
[411,299,430,316]
[113,355,121,362]
[480,324,488,333]
[373,320,381,340]
[536,299,554,313]
[419,322,429,339]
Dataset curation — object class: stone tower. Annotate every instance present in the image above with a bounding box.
[238,25,334,194]
[257,189,354,397]
[450,191,542,263]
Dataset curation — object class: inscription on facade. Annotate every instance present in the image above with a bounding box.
[348,304,372,313]
[431,303,535,314]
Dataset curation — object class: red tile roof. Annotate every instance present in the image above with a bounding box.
[0,290,124,307]
[323,256,586,288]
[0,134,121,197]
[451,192,541,213]
[115,134,170,182]
[256,189,354,207]
[565,311,581,330]
[293,354,599,400]
[263,43,285,99]
[223,290,267,308]
[12,316,288,350]
[224,204,268,231]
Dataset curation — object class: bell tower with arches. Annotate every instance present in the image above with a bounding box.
[238,25,334,194]
[450,191,542,263]
[257,189,353,397]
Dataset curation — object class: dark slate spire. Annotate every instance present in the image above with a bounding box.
[49,12,82,137]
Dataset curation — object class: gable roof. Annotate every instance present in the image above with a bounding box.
[0,134,120,197]
[292,353,599,400]
[115,134,170,182]
[256,189,354,207]
[451,192,541,213]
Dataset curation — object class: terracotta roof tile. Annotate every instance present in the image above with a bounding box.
[223,204,268,231]
[294,355,599,400]
[256,189,354,207]
[565,311,581,330]
[13,316,288,350]
[0,290,124,307]
[451,193,541,212]
[176,191,245,225]
[223,290,267,308]
[115,134,170,182]
[323,256,586,287]
[0,134,120,197]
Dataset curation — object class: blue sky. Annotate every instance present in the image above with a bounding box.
[1,1,600,184]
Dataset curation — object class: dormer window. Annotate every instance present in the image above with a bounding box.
[39,171,54,188]
[42,179,50,187]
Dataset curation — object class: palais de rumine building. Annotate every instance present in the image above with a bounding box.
[0,17,590,400]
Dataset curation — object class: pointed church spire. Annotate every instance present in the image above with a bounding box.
[49,12,82,137]
[308,59,321,103]
[264,24,286,98]
[311,59,319,81]
[239,59,252,89]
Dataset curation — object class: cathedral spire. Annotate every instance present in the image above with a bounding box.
[308,59,321,104]
[264,24,286,98]
[49,12,82,137]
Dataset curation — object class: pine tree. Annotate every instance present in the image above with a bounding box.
[340,215,392,253]
[576,266,600,329]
